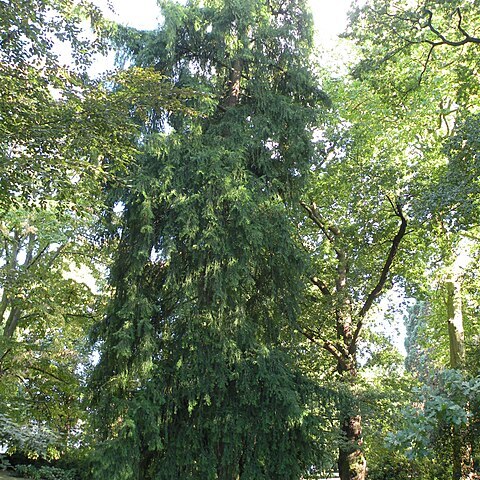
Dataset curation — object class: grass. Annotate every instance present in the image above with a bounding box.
[0,470,24,480]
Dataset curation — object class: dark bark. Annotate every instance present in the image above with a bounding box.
[452,426,462,480]
[334,246,366,480]
[423,8,480,47]
[216,448,240,480]
[446,278,473,480]
[336,320,366,480]
[225,58,243,108]
[138,449,154,480]
[350,200,407,354]
[3,306,21,338]
[446,280,465,370]
[338,411,366,480]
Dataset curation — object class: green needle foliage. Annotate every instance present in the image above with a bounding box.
[0,0,201,462]
[89,1,330,478]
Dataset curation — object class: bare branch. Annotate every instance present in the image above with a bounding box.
[424,8,480,46]
[418,42,436,85]
[349,201,407,353]
[310,276,332,296]
[26,364,69,384]
[300,201,334,242]
[385,194,399,215]
[296,324,350,370]
[405,7,480,85]
[456,8,470,38]
[300,201,343,257]
[0,348,11,365]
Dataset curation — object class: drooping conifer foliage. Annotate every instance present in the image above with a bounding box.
[89,1,328,478]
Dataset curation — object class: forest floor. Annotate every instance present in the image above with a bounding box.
[0,472,15,479]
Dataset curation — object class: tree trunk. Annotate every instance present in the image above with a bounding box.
[301,201,407,480]
[337,366,366,480]
[338,414,366,480]
[225,58,243,108]
[216,442,240,480]
[446,280,465,370]
[334,247,367,480]
[446,278,472,480]
[336,310,366,480]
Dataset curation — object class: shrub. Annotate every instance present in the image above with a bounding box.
[15,464,77,480]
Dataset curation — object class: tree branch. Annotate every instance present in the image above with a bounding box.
[0,348,11,365]
[411,8,480,85]
[300,201,342,256]
[23,233,36,266]
[3,306,21,338]
[0,288,9,323]
[456,8,470,38]
[310,276,332,296]
[301,201,333,241]
[418,42,436,85]
[296,323,350,370]
[26,364,69,384]
[349,200,407,353]
[24,242,49,271]
[424,8,480,46]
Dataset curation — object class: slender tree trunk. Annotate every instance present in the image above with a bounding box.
[446,278,472,480]
[446,280,465,370]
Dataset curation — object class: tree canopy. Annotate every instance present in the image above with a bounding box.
[1,0,480,479]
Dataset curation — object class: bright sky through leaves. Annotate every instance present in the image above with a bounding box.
[94,0,351,44]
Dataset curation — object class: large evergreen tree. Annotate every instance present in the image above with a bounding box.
[89,1,328,478]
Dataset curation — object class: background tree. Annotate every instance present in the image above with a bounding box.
[297,71,426,479]
[0,0,195,461]
[344,1,480,478]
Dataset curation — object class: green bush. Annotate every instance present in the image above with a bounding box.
[0,414,60,461]
[0,453,11,471]
[367,452,446,480]
[15,464,77,480]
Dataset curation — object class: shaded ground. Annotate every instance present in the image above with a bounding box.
[0,472,14,479]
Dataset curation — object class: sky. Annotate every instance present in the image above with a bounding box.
[85,0,354,76]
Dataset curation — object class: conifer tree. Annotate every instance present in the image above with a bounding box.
[89,1,328,478]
